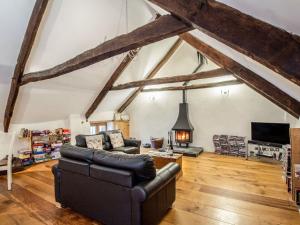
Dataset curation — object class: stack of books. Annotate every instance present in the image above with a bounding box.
[32,136,50,163]
[18,149,33,166]
[51,142,63,159]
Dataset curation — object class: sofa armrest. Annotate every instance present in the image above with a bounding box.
[124,139,141,148]
[52,164,62,203]
[132,162,180,202]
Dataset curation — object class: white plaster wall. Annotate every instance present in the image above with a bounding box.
[126,85,298,151]
[295,119,300,128]
[68,114,90,145]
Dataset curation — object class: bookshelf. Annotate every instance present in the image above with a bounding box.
[18,128,71,166]
[282,145,291,193]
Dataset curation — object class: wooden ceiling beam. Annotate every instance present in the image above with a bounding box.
[117,38,183,113]
[85,49,139,119]
[149,0,300,86]
[20,15,192,85]
[180,33,300,118]
[85,15,161,119]
[141,80,242,92]
[111,68,229,90]
[3,0,49,132]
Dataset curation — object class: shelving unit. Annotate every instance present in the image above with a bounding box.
[213,135,246,157]
[18,131,33,166]
[282,145,292,193]
[247,140,284,161]
[18,128,71,166]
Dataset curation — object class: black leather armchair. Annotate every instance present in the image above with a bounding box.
[52,145,180,225]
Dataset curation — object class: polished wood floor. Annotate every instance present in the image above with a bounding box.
[1,152,300,225]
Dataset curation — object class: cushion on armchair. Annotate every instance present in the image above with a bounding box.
[76,133,111,150]
[109,132,124,148]
[85,134,104,150]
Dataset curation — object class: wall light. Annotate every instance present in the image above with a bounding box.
[221,88,230,96]
[143,92,162,102]
[149,95,156,101]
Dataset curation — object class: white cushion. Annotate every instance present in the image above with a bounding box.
[85,135,103,150]
[109,133,124,148]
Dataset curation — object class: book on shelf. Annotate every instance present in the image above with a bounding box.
[18,149,33,166]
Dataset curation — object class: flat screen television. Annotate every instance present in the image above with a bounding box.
[251,122,290,144]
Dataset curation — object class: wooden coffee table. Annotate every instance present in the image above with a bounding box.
[141,148,183,179]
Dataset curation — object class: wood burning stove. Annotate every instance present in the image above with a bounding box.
[172,90,194,147]
[175,130,192,143]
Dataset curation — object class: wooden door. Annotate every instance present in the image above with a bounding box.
[291,128,300,202]
[114,121,130,139]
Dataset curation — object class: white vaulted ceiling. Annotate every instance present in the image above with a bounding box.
[0,0,299,129]
[146,0,300,100]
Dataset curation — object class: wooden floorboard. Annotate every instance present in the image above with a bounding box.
[0,152,299,225]
[198,184,295,211]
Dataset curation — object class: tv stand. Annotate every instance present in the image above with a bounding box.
[248,140,283,148]
[247,140,285,161]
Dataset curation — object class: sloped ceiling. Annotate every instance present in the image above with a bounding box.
[0,0,165,124]
[146,0,300,101]
[144,42,235,89]
[0,0,299,128]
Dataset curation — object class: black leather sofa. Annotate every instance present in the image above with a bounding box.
[75,130,141,154]
[52,144,180,225]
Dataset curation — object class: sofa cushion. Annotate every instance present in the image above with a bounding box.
[93,150,156,182]
[75,135,88,148]
[90,164,135,188]
[109,132,125,148]
[85,134,103,150]
[105,130,123,149]
[60,144,95,163]
[113,146,139,154]
[59,157,90,176]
